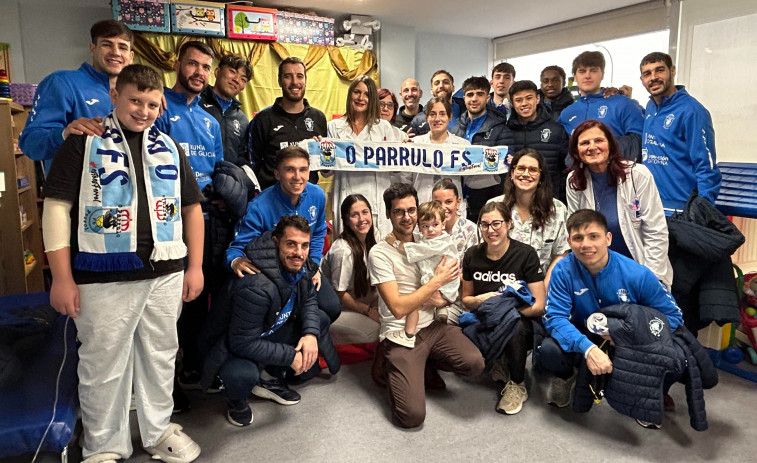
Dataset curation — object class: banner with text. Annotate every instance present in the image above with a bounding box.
[300,139,509,175]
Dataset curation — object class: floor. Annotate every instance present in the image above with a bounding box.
[105,358,757,463]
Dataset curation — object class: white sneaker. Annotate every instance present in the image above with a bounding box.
[385,329,415,348]
[547,371,576,408]
[497,381,528,415]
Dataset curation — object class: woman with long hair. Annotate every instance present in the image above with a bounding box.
[565,119,672,287]
[378,88,398,124]
[322,194,380,344]
[461,201,545,415]
[489,148,570,286]
[327,76,406,236]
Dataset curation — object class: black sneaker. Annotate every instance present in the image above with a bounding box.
[172,380,190,414]
[226,399,253,427]
[252,378,301,405]
[178,370,202,390]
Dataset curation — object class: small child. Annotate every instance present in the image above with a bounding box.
[42,64,203,463]
[386,201,460,348]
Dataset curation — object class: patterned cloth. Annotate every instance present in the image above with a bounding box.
[448,215,479,261]
[507,198,571,273]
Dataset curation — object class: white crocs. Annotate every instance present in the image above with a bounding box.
[144,423,201,463]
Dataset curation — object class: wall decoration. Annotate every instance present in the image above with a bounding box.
[113,0,171,33]
[226,6,277,41]
[171,1,225,37]
[276,11,334,46]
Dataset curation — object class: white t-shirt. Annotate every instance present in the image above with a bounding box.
[321,238,377,307]
[368,240,435,340]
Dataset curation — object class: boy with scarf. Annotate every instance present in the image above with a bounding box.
[42,64,204,463]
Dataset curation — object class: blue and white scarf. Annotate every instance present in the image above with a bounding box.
[74,112,186,272]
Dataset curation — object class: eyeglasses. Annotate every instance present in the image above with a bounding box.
[379,102,395,109]
[512,165,541,176]
[479,220,505,231]
[391,207,417,218]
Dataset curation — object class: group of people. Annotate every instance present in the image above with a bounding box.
[25,18,724,463]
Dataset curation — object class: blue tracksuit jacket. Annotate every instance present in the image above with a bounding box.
[642,86,721,210]
[558,89,644,138]
[155,87,223,189]
[544,250,683,355]
[226,182,327,268]
[19,63,113,174]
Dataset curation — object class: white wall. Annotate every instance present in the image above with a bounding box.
[0,0,111,84]
[378,21,491,101]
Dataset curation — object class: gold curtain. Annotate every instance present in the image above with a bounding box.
[131,33,379,120]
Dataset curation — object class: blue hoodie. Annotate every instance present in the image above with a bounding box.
[544,250,682,356]
[642,86,721,210]
[226,182,327,269]
[558,89,644,138]
[19,63,113,174]
[155,87,223,189]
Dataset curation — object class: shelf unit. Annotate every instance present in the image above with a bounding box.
[0,100,44,295]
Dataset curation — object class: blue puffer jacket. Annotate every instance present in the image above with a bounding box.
[199,230,340,389]
[572,304,716,430]
[461,283,533,369]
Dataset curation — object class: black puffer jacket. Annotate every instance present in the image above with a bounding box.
[507,105,569,202]
[539,87,574,121]
[573,304,716,430]
[667,192,744,326]
[450,107,514,149]
[199,231,340,389]
[199,86,249,166]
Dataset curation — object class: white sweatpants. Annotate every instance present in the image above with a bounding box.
[75,271,183,459]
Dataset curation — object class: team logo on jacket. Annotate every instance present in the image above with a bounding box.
[309,205,317,221]
[482,147,499,172]
[305,117,314,131]
[232,119,241,136]
[641,148,648,162]
[540,128,551,142]
[617,288,629,303]
[204,117,212,131]
[649,317,665,337]
[598,105,608,119]
[484,129,493,140]
[663,113,675,129]
[319,140,336,167]
[154,197,180,222]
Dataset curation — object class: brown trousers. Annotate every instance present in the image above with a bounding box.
[372,321,484,428]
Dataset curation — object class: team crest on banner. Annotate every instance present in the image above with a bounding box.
[304,117,314,132]
[154,197,181,223]
[663,113,675,129]
[319,140,336,167]
[598,105,608,118]
[482,147,499,172]
[84,207,132,234]
[540,128,551,142]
